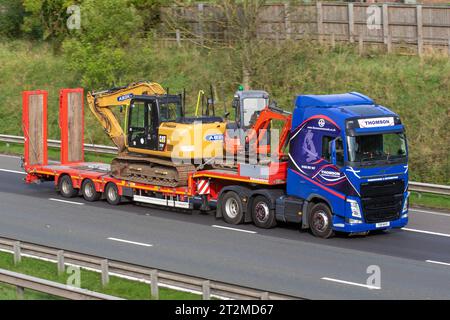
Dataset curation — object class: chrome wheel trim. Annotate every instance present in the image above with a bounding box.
[225,197,239,219]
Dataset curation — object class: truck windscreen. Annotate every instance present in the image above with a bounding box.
[347,132,407,165]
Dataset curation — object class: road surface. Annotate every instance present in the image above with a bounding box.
[0,154,449,299]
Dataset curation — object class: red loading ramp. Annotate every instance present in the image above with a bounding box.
[22,90,48,171]
[59,88,84,164]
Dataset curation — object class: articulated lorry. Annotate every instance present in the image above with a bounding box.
[22,89,409,238]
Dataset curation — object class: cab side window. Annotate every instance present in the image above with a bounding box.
[335,137,344,167]
[322,135,333,162]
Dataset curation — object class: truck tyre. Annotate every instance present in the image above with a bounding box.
[221,191,245,225]
[309,203,335,239]
[81,179,101,202]
[58,175,78,198]
[251,195,277,229]
[105,183,121,205]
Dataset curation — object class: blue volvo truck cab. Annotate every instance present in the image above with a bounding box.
[283,92,409,238]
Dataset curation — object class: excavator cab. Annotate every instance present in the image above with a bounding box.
[127,95,183,152]
[230,90,269,130]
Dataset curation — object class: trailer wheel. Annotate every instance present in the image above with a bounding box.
[105,183,120,205]
[58,175,78,198]
[309,203,334,239]
[81,179,101,202]
[221,191,244,225]
[251,195,276,229]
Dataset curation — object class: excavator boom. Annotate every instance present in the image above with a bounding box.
[87,81,166,152]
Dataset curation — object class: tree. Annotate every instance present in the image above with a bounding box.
[0,0,25,38]
[62,0,144,88]
[21,0,77,47]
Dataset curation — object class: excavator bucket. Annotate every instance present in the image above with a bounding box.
[22,90,48,171]
[59,88,84,164]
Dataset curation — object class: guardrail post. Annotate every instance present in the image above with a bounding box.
[13,241,21,265]
[16,286,24,300]
[150,269,159,300]
[101,259,109,287]
[202,280,211,300]
[57,250,65,275]
[260,292,269,300]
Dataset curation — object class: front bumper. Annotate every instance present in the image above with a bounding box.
[332,215,408,233]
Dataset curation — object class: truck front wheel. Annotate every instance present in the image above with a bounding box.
[309,203,335,238]
[251,195,276,229]
[221,191,244,225]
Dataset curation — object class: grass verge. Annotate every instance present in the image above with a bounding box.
[0,250,201,300]
[409,192,450,212]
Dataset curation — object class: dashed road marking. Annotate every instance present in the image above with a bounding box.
[426,260,450,267]
[402,227,450,238]
[321,277,381,290]
[212,225,257,234]
[49,198,84,205]
[107,237,153,247]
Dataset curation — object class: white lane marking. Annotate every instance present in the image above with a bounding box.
[410,209,450,217]
[426,260,450,267]
[0,168,26,175]
[321,277,381,290]
[49,198,84,206]
[107,237,153,247]
[402,227,450,238]
[212,225,257,234]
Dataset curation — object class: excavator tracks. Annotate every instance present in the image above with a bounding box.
[111,154,195,187]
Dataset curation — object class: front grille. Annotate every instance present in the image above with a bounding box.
[360,179,404,224]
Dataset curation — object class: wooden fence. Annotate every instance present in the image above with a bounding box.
[160,2,450,55]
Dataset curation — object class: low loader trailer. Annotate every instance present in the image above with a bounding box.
[22,88,409,238]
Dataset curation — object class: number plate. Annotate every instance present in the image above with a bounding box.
[376,222,390,228]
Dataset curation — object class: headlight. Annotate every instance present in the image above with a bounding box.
[402,192,410,213]
[347,199,361,218]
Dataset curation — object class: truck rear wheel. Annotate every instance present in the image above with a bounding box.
[58,175,77,198]
[251,195,276,229]
[105,183,121,205]
[309,203,335,239]
[82,179,101,202]
[221,191,244,225]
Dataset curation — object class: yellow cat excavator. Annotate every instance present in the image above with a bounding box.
[87,81,226,187]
